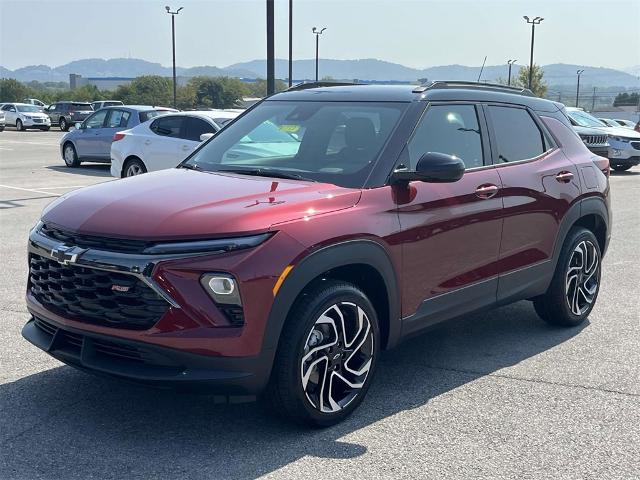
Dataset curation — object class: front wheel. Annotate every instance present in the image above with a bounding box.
[41,126,50,131]
[59,117,68,131]
[534,227,601,327]
[266,280,379,427]
[611,165,632,172]
[16,119,24,131]
[63,143,80,167]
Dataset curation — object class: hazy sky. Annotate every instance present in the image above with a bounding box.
[1,0,638,70]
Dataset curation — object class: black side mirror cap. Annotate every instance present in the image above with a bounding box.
[391,152,465,184]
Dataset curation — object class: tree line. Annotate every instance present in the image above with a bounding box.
[0,76,287,109]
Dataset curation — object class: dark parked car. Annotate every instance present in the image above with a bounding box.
[45,102,94,131]
[23,82,610,426]
[59,105,177,167]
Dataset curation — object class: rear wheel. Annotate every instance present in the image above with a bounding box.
[59,117,68,131]
[534,227,601,327]
[611,165,632,171]
[123,158,147,177]
[16,119,23,131]
[266,280,379,427]
[63,143,80,167]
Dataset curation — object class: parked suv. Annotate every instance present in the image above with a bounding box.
[1,103,51,130]
[23,82,610,426]
[45,102,94,131]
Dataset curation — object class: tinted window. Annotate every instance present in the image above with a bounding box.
[184,117,217,141]
[103,101,123,107]
[407,104,484,169]
[70,103,92,111]
[106,110,131,128]
[1,104,12,111]
[488,106,546,163]
[139,109,171,123]
[85,110,108,129]
[150,116,184,137]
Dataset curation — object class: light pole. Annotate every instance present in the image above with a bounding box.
[523,16,543,90]
[312,27,326,82]
[507,59,517,86]
[576,69,585,108]
[288,0,293,87]
[165,6,183,109]
[266,0,274,94]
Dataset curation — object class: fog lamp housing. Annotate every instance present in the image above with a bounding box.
[200,273,245,326]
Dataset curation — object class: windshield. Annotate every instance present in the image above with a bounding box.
[184,100,407,188]
[568,110,607,128]
[17,105,40,113]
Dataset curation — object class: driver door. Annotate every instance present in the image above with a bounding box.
[397,103,504,333]
[75,109,109,158]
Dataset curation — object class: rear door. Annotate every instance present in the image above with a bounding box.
[142,115,185,171]
[484,104,579,303]
[397,102,504,333]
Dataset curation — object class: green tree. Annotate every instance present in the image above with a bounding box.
[514,64,547,97]
[0,78,29,102]
[113,76,173,106]
[613,92,639,107]
[188,76,249,108]
[244,78,287,98]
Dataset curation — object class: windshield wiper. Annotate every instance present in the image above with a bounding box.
[179,163,201,171]
[216,168,316,182]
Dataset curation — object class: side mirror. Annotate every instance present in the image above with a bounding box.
[391,152,465,184]
[75,122,82,130]
[200,132,215,142]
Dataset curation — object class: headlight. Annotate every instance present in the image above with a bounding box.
[610,136,630,143]
[142,232,273,255]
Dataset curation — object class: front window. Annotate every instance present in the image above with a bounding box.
[16,105,40,113]
[567,109,607,128]
[184,100,407,188]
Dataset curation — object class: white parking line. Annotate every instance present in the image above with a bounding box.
[41,185,87,189]
[0,184,61,196]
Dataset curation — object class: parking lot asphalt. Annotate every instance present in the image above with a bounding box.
[0,129,638,479]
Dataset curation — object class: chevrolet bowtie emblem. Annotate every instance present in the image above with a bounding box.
[50,245,87,265]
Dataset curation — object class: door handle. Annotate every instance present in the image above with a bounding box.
[555,171,574,183]
[475,184,499,199]
[144,140,151,145]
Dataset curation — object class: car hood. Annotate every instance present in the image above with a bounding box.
[42,169,361,240]
[586,125,640,138]
[22,112,48,118]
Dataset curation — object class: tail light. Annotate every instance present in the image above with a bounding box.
[592,156,610,177]
[113,132,126,141]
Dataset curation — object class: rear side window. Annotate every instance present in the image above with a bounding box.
[150,116,184,137]
[407,104,484,169]
[106,110,131,128]
[70,103,92,111]
[183,117,217,141]
[488,106,547,163]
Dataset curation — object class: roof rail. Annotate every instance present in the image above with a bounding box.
[286,81,364,91]
[413,81,534,97]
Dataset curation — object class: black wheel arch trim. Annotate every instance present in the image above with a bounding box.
[262,239,401,355]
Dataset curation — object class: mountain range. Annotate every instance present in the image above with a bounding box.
[1,57,639,88]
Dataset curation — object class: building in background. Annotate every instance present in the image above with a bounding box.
[69,74,191,91]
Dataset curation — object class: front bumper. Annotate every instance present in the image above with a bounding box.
[608,140,640,165]
[21,117,51,127]
[23,315,270,392]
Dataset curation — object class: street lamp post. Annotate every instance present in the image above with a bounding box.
[507,59,517,86]
[523,16,543,90]
[576,69,585,108]
[312,27,326,82]
[288,0,293,87]
[165,6,183,109]
[266,0,274,94]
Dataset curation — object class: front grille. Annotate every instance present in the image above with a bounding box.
[631,141,640,151]
[40,223,151,254]
[581,134,608,146]
[29,254,169,330]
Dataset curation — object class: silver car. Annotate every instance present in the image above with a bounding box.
[0,103,51,131]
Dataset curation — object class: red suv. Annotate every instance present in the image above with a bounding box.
[23,82,611,426]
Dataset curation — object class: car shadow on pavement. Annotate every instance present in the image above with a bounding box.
[0,301,586,480]
[610,170,640,176]
[46,165,112,178]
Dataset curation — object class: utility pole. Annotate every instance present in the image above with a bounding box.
[591,87,596,112]
[312,27,326,82]
[288,0,293,87]
[523,16,543,89]
[266,0,275,94]
[507,59,517,86]
[576,69,585,108]
[165,6,183,109]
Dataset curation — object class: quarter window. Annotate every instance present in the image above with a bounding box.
[183,117,217,141]
[407,104,484,169]
[488,106,547,163]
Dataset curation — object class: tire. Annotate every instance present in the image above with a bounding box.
[534,227,601,327]
[16,119,23,131]
[611,165,631,172]
[265,280,380,427]
[123,158,147,177]
[62,142,80,167]
[41,126,50,131]
[59,117,68,131]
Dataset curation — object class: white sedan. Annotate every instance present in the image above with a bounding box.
[110,110,240,178]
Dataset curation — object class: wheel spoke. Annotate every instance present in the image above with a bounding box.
[565,239,599,317]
